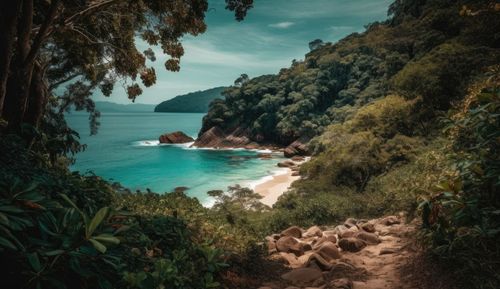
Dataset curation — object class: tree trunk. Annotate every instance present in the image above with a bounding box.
[4,0,35,131]
[0,2,22,118]
[24,62,48,128]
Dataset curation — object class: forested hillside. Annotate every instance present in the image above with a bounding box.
[201,0,500,146]
[155,86,226,113]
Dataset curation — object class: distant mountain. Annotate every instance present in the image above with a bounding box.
[155,87,226,113]
[93,101,155,113]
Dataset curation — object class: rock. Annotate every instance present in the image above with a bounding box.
[306,253,334,271]
[360,222,376,233]
[332,225,349,236]
[330,278,353,289]
[304,226,323,238]
[355,231,381,245]
[313,235,337,250]
[338,238,366,252]
[300,242,313,252]
[284,138,309,157]
[291,155,305,162]
[173,186,189,193]
[379,247,399,255]
[344,218,358,228]
[279,252,301,267]
[281,268,323,284]
[257,287,273,289]
[292,172,300,177]
[316,241,341,261]
[193,126,251,148]
[339,226,358,239]
[276,236,302,254]
[159,131,194,144]
[258,153,272,159]
[281,226,303,238]
[380,216,400,226]
[278,160,296,168]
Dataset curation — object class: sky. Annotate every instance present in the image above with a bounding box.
[96,0,393,104]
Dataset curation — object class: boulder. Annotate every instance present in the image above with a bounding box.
[281,268,323,284]
[355,231,381,245]
[305,253,334,271]
[313,235,337,250]
[330,278,353,289]
[281,226,303,238]
[292,172,300,177]
[316,241,341,261]
[304,226,323,238]
[338,238,366,252]
[159,131,194,144]
[344,218,358,228]
[173,186,189,193]
[291,155,305,162]
[360,222,376,233]
[284,138,309,157]
[278,160,296,168]
[193,126,252,148]
[380,216,400,226]
[276,236,302,254]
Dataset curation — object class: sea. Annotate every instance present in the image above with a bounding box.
[66,112,286,206]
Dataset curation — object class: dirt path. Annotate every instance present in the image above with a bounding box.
[257,215,420,289]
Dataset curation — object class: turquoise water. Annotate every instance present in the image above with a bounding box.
[66,112,284,205]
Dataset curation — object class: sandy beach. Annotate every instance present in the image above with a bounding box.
[254,167,300,207]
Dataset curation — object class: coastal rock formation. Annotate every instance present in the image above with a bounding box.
[159,131,194,144]
[284,138,309,158]
[262,215,417,289]
[193,126,256,148]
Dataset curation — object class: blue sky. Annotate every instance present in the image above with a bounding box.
[98,0,393,104]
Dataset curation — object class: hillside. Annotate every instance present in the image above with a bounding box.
[154,86,226,113]
[93,101,155,112]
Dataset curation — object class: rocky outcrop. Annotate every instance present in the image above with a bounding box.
[159,131,194,144]
[284,137,309,158]
[193,126,257,148]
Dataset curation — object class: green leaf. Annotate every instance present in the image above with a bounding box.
[0,212,9,225]
[0,236,17,250]
[0,205,24,213]
[93,234,120,245]
[86,207,109,238]
[60,194,89,227]
[27,252,41,272]
[89,238,107,253]
[43,249,65,256]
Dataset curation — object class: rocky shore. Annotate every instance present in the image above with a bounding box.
[258,214,418,289]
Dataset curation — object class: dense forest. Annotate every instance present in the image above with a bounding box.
[0,0,499,289]
[155,86,226,113]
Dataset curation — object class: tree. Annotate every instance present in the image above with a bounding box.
[0,0,253,137]
[308,39,324,51]
[234,73,250,87]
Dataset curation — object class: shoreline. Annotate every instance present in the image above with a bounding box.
[253,157,309,207]
[254,168,300,207]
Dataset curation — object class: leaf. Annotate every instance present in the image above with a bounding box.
[113,225,130,235]
[0,212,9,225]
[86,207,109,238]
[59,194,88,225]
[93,234,120,245]
[0,205,24,213]
[43,249,65,256]
[0,236,17,250]
[27,252,41,272]
[89,238,107,253]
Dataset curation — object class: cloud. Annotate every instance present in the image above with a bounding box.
[268,21,295,29]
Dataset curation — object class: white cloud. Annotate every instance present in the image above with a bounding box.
[268,21,295,29]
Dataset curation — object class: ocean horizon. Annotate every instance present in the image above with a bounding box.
[66,112,286,205]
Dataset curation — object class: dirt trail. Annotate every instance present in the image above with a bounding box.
[257,215,421,289]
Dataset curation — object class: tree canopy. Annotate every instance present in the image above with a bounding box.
[0,0,253,141]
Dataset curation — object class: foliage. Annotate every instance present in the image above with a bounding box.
[419,66,500,288]
[200,0,500,146]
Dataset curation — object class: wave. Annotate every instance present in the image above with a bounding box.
[132,140,277,154]
[244,167,289,190]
